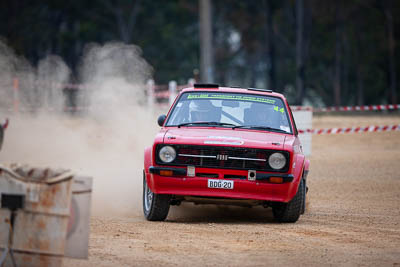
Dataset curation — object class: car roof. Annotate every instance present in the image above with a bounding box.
[179,85,286,99]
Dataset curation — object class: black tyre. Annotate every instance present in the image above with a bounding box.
[143,171,171,221]
[272,179,305,223]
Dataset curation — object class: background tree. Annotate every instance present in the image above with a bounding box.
[0,0,399,106]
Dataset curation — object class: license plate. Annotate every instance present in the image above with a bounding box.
[207,179,234,190]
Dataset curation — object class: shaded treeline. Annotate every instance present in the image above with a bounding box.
[0,0,399,106]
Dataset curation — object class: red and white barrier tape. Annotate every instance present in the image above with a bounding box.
[11,79,400,113]
[153,91,171,98]
[290,106,313,111]
[291,104,400,112]
[298,125,400,134]
[151,84,190,98]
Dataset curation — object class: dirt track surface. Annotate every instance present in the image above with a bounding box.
[65,114,400,267]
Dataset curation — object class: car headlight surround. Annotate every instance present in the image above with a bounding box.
[159,146,176,163]
[268,152,286,170]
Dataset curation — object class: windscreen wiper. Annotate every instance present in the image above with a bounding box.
[233,125,288,133]
[177,122,237,128]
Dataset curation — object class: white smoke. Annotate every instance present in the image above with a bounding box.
[80,42,150,111]
[0,40,34,110]
[36,55,71,111]
[0,40,162,217]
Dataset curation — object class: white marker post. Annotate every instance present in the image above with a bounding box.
[292,107,312,156]
[147,79,155,109]
[168,80,177,106]
[13,78,19,114]
[188,78,196,87]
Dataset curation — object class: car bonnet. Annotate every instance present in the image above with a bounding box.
[163,127,286,150]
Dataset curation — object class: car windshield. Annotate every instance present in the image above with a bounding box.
[165,91,292,133]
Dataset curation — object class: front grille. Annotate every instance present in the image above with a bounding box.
[155,144,290,172]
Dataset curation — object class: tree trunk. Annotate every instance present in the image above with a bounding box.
[334,3,342,107]
[295,0,305,105]
[356,66,364,106]
[383,0,397,104]
[199,0,214,83]
[248,53,257,88]
[103,0,141,43]
[355,26,365,106]
[342,35,350,105]
[263,0,276,91]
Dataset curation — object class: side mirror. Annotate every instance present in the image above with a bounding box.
[157,115,167,127]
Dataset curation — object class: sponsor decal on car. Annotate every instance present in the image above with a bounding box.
[187,93,276,104]
[274,106,285,113]
[205,135,244,146]
[207,136,242,140]
[204,140,244,145]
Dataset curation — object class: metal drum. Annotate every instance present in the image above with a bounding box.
[0,165,73,267]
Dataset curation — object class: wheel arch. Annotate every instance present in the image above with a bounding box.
[144,146,153,175]
[303,158,310,181]
[285,153,307,202]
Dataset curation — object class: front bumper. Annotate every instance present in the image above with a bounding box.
[147,166,299,203]
[149,166,293,182]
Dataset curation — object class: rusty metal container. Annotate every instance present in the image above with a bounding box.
[65,175,93,259]
[0,165,74,267]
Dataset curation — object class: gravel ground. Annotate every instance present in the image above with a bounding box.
[35,114,400,266]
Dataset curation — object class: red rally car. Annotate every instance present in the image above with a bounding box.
[143,84,309,223]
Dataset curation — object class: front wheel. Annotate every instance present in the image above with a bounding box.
[272,179,305,223]
[143,171,171,221]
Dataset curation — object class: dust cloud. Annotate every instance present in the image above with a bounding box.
[0,40,164,217]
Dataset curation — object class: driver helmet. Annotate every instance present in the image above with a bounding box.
[250,103,277,126]
[190,100,214,122]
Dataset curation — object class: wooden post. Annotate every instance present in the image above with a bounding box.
[147,79,155,108]
[13,78,19,113]
[188,78,196,87]
[168,81,177,106]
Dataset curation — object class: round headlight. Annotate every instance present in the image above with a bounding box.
[268,152,286,170]
[159,146,176,163]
